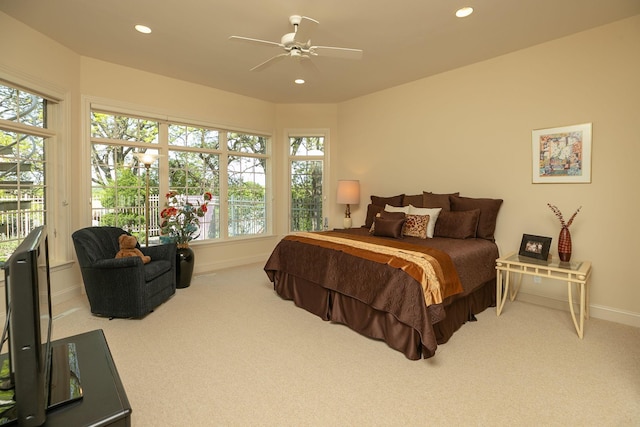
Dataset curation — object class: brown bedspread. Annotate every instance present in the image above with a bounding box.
[264,229,499,358]
[338,228,500,298]
[283,231,464,306]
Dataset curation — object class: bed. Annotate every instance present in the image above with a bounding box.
[264,192,502,360]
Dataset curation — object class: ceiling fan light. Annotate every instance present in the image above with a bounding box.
[455,7,474,18]
[294,79,305,85]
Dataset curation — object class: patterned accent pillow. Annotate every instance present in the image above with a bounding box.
[403,214,430,239]
[407,205,442,238]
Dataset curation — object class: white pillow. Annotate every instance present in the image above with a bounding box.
[384,204,410,213]
[408,205,442,238]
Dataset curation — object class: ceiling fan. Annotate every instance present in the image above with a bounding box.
[229,15,363,71]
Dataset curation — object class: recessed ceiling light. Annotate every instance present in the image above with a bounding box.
[135,24,152,34]
[455,7,474,18]
[294,79,305,85]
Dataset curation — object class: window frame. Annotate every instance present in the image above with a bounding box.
[0,76,69,266]
[84,98,272,245]
[286,129,330,233]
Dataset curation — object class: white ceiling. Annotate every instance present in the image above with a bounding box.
[2,1,639,103]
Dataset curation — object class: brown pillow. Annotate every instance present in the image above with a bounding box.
[380,211,406,220]
[402,194,423,207]
[434,209,480,239]
[364,204,384,228]
[371,194,404,207]
[450,196,503,241]
[369,210,407,233]
[422,192,459,211]
[372,217,405,238]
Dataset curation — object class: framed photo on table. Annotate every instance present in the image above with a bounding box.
[532,123,592,183]
[519,234,552,261]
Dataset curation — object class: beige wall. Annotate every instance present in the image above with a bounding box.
[0,11,288,303]
[337,15,640,322]
[1,12,82,305]
[79,58,276,132]
[2,10,639,326]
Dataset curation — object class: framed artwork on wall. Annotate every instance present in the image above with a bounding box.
[518,234,552,261]
[532,123,592,183]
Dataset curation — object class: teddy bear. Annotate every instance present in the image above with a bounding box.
[115,234,151,264]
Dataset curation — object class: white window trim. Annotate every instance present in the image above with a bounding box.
[284,129,331,233]
[81,95,273,243]
[0,67,72,266]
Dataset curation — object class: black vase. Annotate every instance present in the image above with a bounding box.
[176,245,194,288]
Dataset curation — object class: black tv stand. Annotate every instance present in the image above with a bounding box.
[47,341,82,411]
[45,330,131,426]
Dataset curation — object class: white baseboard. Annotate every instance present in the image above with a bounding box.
[516,291,640,328]
[49,277,640,330]
[0,284,83,333]
[195,252,271,276]
[51,284,83,307]
[196,259,640,329]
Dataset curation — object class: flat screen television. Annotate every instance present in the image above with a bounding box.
[0,226,82,427]
[1,226,52,426]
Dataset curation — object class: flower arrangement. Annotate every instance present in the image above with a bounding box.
[547,203,581,228]
[160,191,212,246]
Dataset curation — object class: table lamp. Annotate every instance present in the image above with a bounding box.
[336,180,360,229]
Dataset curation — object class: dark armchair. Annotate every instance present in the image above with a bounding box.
[72,226,177,318]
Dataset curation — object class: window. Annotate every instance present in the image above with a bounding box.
[227,132,268,237]
[89,108,270,243]
[0,83,53,262]
[90,111,159,243]
[289,135,325,232]
[168,124,219,239]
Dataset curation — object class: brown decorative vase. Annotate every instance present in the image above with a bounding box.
[558,226,572,262]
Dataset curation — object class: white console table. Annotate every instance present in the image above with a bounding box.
[495,251,592,338]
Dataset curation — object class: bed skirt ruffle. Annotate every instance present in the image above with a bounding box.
[272,270,495,360]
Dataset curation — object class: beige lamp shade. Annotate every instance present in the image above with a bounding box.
[336,180,360,205]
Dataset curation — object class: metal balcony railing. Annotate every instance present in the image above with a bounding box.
[90,195,267,242]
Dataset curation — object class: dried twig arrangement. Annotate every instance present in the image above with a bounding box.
[547,203,581,228]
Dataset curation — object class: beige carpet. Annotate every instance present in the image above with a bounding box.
[51,263,640,426]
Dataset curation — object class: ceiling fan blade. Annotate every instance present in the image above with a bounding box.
[298,55,319,73]
[250,53,289,71]
[293,16,319,45]
[312,46,363,60]
[229,35,283,49]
